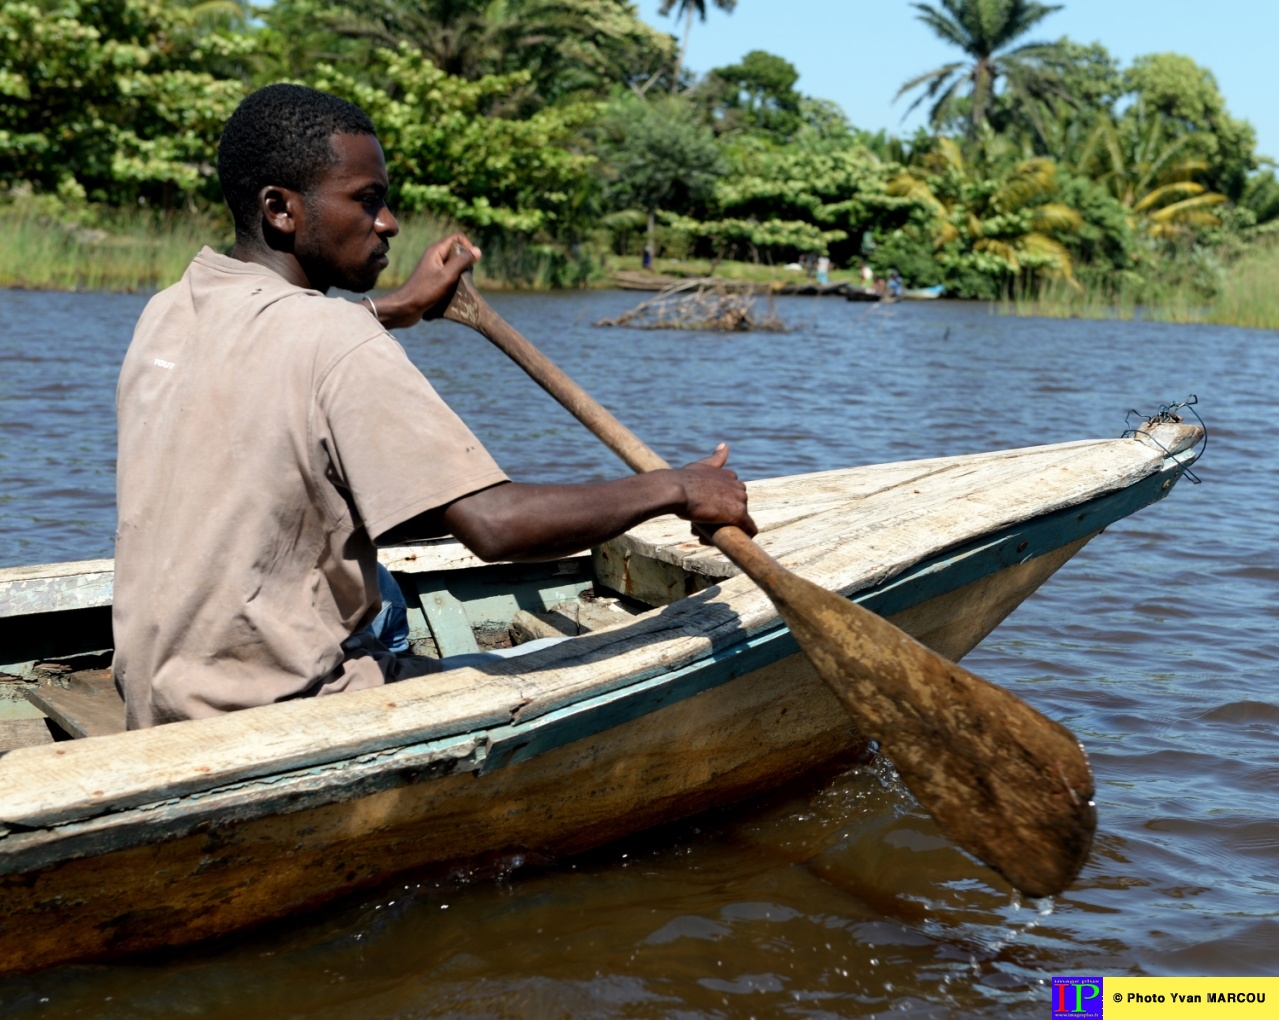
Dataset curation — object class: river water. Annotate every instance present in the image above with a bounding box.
[0,287,1275,1018]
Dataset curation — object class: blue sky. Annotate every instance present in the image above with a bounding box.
[633,0,1279,163]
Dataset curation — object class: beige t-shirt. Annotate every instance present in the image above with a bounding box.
[113,248,508,728]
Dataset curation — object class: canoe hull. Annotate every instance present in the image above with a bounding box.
[0,537,1087,971]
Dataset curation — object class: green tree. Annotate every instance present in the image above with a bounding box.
[976,38,1120,155]
[691,136,918,265]
[314,45,598,236]
[1076,104,1229,242]
[1241,170,1279,227]
[264,0,674,110]
[888,136,1085,293]
[596,94,724,258]
[896,0,1070,134]
[0,0,251,208]
[658,0,736,91]
[700,50,802,140]
[1122,53,1256,200]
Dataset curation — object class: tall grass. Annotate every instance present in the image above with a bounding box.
[0,205,596,292]
[999,243,1279,330]
[1210,243,1279,329]
[381,216,599,290]
[0,206,231,291]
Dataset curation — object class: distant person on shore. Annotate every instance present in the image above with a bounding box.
[112,83,754,729]
[642,244,653,270]
[816,255,831,286]
[860,262,873,290]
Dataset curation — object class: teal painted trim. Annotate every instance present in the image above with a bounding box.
[456,580,594,634]
[483,460,1189,773]
[413,581,480,656]
[398,560,595,646]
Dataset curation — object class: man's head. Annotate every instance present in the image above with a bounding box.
[218,84,398,293]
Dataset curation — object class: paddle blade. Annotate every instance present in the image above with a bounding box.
[769,570,1096,898]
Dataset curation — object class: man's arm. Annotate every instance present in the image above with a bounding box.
[379,445,756,563]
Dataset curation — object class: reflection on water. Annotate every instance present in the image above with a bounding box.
[0,289,1275,1017]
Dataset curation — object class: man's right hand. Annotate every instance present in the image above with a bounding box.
[375,233,481,329]
[673,443,757,541]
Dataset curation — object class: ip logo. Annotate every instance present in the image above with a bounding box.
[1052,977,1104,1018]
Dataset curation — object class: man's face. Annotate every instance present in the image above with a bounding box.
[293,132,399,293]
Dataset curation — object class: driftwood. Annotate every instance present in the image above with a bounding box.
[597,278,786,332]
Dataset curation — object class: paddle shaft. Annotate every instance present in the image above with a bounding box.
[442,271,1096,898]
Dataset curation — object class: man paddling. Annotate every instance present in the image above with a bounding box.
[113,83,755,729]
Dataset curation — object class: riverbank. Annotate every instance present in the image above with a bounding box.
[3,207,1277,329]
[998,241,1279,330]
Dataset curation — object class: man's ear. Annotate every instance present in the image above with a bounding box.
[259,185,302,237]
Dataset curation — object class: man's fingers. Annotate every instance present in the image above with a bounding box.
[702,442,729,469]
[684,442,730,472]
[439,233,481,264]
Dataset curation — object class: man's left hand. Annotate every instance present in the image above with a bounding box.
[373,233,481,329]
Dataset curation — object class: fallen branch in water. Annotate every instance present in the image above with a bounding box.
[597,278,787,332]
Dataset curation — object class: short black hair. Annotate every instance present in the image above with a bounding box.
[217,84,377,237]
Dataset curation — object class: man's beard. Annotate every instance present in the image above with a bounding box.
[298,246,386,294]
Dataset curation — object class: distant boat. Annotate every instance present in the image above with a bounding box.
[903,285,945,300]
[845,287,881,302]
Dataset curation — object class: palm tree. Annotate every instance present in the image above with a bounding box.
[888,137,1084,280]
[1077,106,1227,241]
[317,0,498,80]
[658,0,736,92]
[896,0,1069,134]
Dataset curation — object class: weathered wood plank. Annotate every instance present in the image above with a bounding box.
[23,670,124,740]
[0,668,526,828]
[414,580,481,656]
[0,657,850,972]
[605,425,1200,581]
[0,562,115,618]
[0,719,54,754]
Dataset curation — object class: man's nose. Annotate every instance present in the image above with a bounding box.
[377,206,399,238]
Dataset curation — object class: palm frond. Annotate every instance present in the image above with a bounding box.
[926,75,970,128]
[1030,202,1083,232]
[1147,192,1226,224]
[935,220,961,247]
[975,236,1020,269]
[1019,232,1076,279]
[994,157,1056,210]
[911,2,974,52]
[936,135,967,174]
[887,173,946,216]
[894,62,966,103]
[1132,180,1205,214]
[1000,1,1064,46]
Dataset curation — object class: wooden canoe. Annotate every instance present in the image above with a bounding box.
[0,423,1202,973]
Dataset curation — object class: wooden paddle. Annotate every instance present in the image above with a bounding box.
[442,272,1096,898]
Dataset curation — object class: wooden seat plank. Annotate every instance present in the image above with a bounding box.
[23,669,125,740]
